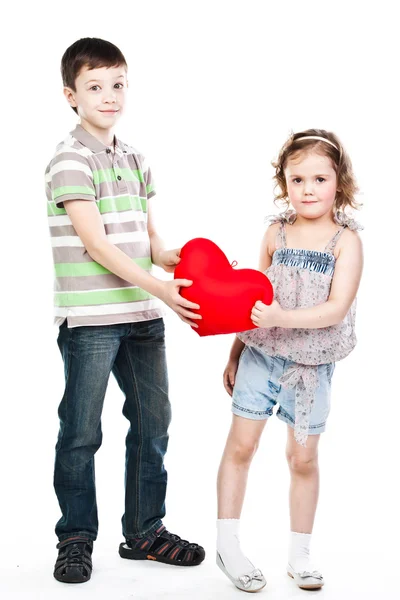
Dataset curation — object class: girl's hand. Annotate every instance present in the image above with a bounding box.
[158,248,181,273]
[251,299,284,328]
[223,359,239,396]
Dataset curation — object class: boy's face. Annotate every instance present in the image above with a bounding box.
[64,65,127,132]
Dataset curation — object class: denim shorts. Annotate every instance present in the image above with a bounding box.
[232,346,335,435]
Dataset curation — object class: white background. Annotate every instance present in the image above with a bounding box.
[0,1,399,599]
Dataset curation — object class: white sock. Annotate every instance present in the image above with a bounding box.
[217,519,255,578]
[288,532,315,572]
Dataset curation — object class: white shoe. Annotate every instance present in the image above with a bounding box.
[217,552,266,593]
[287,563,324,590]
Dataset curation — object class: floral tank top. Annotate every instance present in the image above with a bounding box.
[237,210,363,446]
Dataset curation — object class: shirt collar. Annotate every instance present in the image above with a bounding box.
[71,124,127,156]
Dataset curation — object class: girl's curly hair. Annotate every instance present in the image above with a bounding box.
[272,129,361,212]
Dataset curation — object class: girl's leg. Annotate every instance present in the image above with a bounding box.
[218,415,266,518]
[286,427,323,580]
[216,415,266,580]
[286,427,320,535]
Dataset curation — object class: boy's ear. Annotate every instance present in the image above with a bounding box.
[63,87,77,108]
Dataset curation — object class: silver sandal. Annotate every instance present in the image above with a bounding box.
[287,563,324,590]
[217,552,266,593]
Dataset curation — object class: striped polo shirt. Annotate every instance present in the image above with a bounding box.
[45,124,164,328]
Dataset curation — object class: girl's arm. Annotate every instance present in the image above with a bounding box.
[258,224,275,272]
[252,229,363,329]
[229,336,246,360]
[223,225,277,394]
[227,225,276,359]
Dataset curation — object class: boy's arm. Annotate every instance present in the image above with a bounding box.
[63,200,201,327]
[147,196,182,273]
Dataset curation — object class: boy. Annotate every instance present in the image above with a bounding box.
[45,37,205,584]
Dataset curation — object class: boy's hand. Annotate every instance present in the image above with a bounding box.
[158,248,181,273]
[250,299,284,328]
[160,279,202,327]
[223,358,239,396]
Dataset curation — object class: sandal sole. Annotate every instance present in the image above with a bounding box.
[287,571,324,590]
[119,543,204,566]
[54,573,91,584]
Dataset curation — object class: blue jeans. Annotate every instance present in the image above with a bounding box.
[232,346,334,434]
[54,318,171,542]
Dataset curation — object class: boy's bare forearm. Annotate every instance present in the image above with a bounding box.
[149,232,166,267]
[89,240,164,299]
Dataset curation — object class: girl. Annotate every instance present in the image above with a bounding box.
[216,129,363,592]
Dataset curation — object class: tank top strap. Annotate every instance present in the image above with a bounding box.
[275,221,287,249]
[324,226,346,253]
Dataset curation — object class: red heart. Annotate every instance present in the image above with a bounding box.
[174,238,274,337]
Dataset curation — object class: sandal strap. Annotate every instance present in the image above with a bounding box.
[57,536,91,549]
[55,538,93,571]
[128,526,203,563]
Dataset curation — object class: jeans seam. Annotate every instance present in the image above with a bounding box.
[58,530,96,543]
[326,362,334,384]
[277,406,294,423]
[125,518,163,541]
[57,329,73,452]
[238,346,248,364]
[232,402,272,417]
[122,343,142,534]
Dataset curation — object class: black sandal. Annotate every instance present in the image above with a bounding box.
[119,524,205,566]
[54,537,93,583]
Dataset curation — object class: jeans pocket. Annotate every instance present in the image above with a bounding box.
[238,346,248,364]
[326,362,335,384]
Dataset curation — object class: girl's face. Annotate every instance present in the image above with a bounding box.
[284,151,338,220]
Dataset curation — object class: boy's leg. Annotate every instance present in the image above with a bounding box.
[113,318,205,566]
[111,318,171,538]
[54,322,123,542]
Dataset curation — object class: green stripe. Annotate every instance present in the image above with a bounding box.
[146,183,155,195]
[54,287,153,307]
[55,257,152,277]
[92,168,144,184]
[97,195,147,213]
[47,195,147,216]
[52,186,95,201]
[48,201,67,216]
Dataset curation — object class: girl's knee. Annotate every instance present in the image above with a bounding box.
[228,438,260,464]
[287,451,318,476]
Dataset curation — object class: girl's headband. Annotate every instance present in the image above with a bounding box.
[295,135,339,152]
